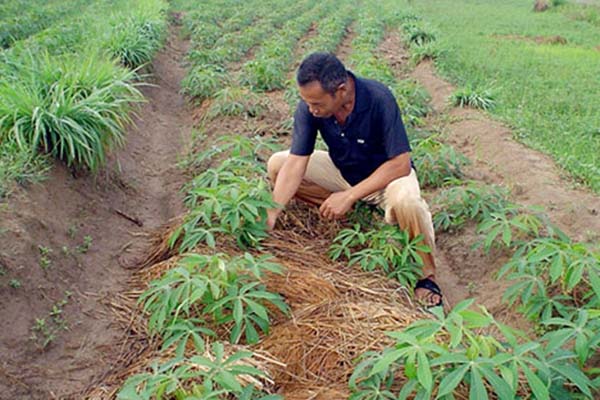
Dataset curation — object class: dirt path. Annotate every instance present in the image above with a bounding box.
[0,27,191,399]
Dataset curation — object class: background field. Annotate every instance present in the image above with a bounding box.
[401,0,600,191]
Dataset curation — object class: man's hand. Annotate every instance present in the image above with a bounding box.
[266,208,281,230]
[319,190,357,219]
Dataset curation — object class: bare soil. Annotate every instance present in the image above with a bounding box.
[0,28,192,399]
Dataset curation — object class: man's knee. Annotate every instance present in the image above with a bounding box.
[384,185,426,225]
[267,151,289,182]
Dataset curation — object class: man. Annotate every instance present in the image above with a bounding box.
[266,52,442,307]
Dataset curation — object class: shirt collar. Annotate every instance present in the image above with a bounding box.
[347,70,371,113]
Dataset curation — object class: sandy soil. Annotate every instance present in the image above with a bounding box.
[0,28,192,399]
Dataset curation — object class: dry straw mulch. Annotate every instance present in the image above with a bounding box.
[81,203,428,399]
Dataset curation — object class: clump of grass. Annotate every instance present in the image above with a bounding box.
[106,15,166,68]
[402,22,437,46]
[410,41,442,64]
[0,140,49,199]
[0,50,144,171]
[449,85,496,110]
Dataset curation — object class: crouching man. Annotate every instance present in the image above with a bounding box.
[266,52,442,307]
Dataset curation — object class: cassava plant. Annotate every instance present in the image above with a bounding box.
[432,182,510,232]
[499,236,600,321]
[412,137,469,188]
[349,299,596,399]
[140,252,288,345]
[330,224,430,289]
[117,341,282,400]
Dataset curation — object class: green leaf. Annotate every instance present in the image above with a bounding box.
[469,367,488,400]
[370,348,405,376]
[417,351,433,393]
[435,364,468,399]
[522,363,549,400]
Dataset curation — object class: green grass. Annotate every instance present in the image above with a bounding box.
[0,0,168,199]
[398,0,600,192]
[0,51,144,171]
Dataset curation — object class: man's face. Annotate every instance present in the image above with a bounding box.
[298,80,345,118]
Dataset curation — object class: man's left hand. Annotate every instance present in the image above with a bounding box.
[319,190,357,219]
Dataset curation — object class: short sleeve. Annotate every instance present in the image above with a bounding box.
[290,101,318,156]
[379,91,411,158]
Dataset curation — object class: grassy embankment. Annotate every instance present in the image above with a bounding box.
[399,0,600,192]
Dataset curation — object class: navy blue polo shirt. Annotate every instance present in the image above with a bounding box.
[290,71,411,186]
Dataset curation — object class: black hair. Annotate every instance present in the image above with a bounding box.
[296,52,348,95]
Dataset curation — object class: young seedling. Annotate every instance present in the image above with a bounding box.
[9,279,21,288]
[76,235,93,253]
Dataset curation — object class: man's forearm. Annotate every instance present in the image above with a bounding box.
[348,153,411,200]
[271,158,307,212]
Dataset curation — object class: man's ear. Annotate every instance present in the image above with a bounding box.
[335,82,347,98]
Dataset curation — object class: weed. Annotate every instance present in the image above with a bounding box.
[450,85,497,110]
[38,245,52,269]
[410,41,442,64]
[106,15,166,68]
[29,293,70,349]
[0,50,144,171]
[67,225,78,239]
[401,21,437,46]
[9,279,21,288]
[0,140,49,199]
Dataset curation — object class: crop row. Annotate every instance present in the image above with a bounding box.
[181,0,314,100]
[0,0,94,49]
[283,3,356,112]
[0,0,169,198]
[119,134,289,399]
[240,1,331,92]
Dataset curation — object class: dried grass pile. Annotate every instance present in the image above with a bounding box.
[81,202,427,399]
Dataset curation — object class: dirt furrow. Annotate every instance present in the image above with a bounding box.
[0,26,192,399]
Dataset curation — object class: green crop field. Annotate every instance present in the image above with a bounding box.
[0,0,598,399]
